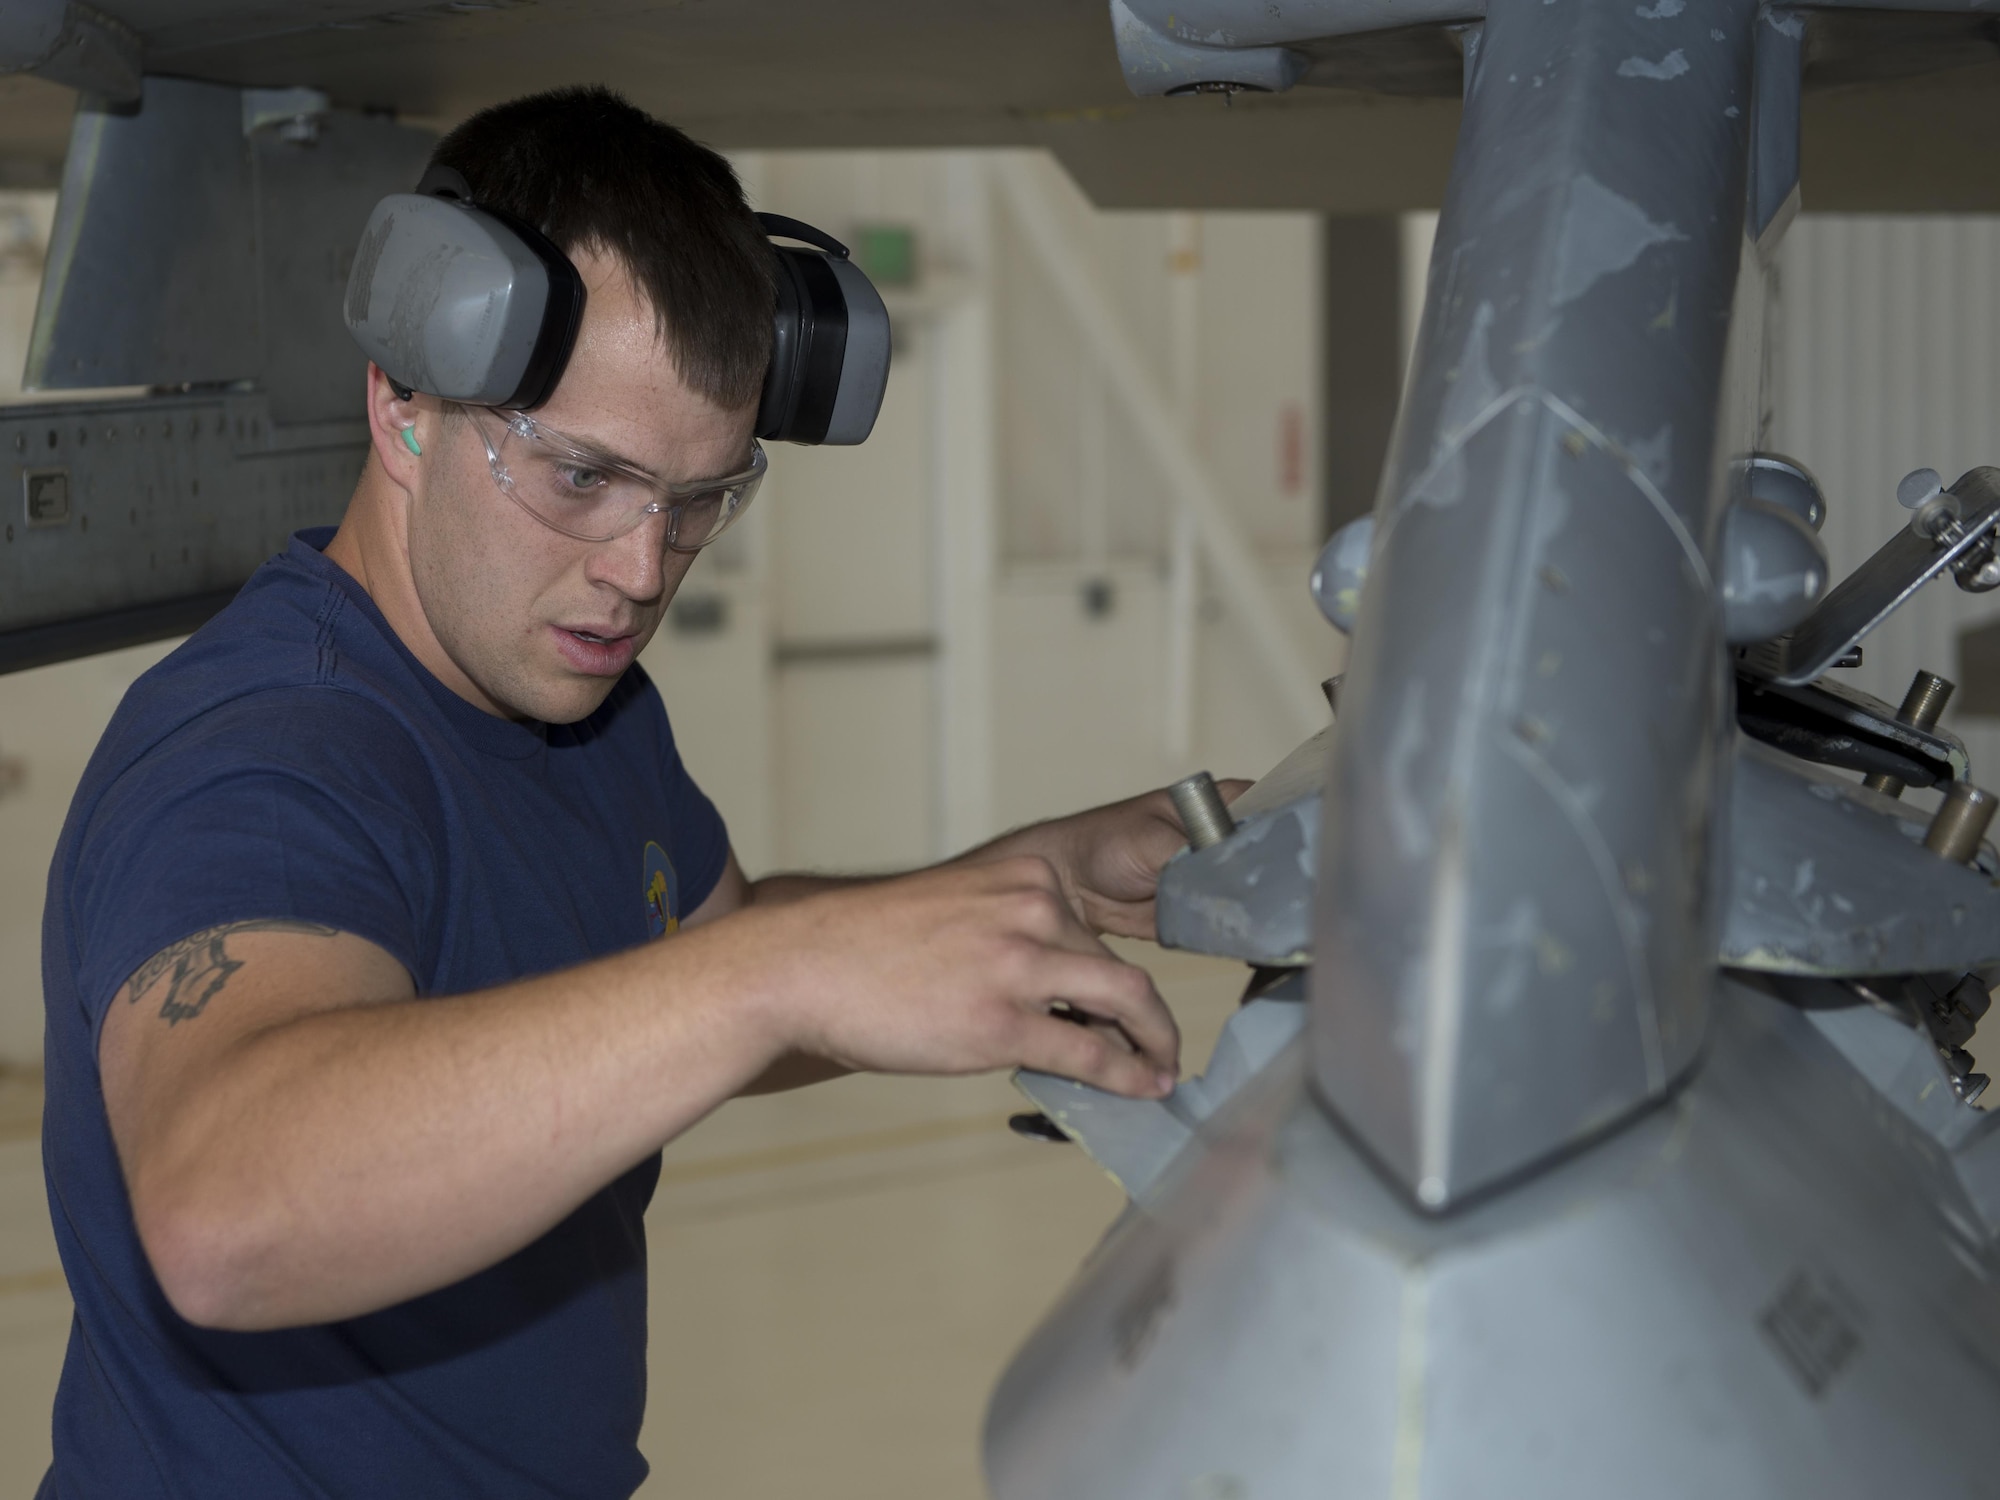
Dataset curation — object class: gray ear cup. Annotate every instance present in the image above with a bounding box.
[343,192,583,409]
[820,258,890,446]
[345,190,885,433]
[755,215,891,446]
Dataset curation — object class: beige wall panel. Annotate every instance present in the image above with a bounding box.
[992,563,1175,831]
[1093,210,1176,387]
[1196,213,1324,553]
[743,151,951,251]
[639,519,777,878]
[769,333,934,645]
[0,640,180,1062]
[775,657,934,874]
[993,163,1324,570]
[995,210,1098,565]
[1195,548,1346,784]
[991,553,1338,833]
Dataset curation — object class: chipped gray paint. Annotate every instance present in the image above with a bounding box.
[1309,516,1373,632]
[1617,48,1691,78]
[1395,300,1506,513]
[1552,175,1687,308]
[1108,0,1307,94]
[1157,796,1319,965]
[1014,990,1307,1201]
[1120,0,1483,49]
[1623,423,1674,492]
[1722,737,2000,976]
[1717,496,1828,643]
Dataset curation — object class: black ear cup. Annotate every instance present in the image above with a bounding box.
[759,246,850,445]
[754,214,891,447]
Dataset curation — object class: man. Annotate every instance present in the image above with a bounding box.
[39,86,1211,1498]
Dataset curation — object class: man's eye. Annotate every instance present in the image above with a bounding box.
[555,465,607,492]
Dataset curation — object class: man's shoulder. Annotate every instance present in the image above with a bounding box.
[103,538,430,781]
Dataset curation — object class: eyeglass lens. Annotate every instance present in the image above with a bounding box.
[495,420,753,549]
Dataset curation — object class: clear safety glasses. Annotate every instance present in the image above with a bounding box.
[460,405,766,551]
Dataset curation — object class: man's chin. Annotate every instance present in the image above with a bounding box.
[474,666,622,726]
[535,677,623,725]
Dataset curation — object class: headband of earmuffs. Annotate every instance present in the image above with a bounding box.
[342,167,890,444]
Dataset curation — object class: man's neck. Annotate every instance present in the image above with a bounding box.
[323,472,514,720]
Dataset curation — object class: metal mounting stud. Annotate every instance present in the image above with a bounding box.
[1168,772,1236,851]
[1924,780,1998,864]
[1862,670,1955,798]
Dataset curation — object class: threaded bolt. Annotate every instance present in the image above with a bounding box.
[1899,670,1957,730]
[1168,771,1236,850]
[1863,669,1956,798]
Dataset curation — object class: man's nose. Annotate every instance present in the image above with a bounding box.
[586,510,675,600]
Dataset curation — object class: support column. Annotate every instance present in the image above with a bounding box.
[1313,0,1760,1207]
[934,153,999,854]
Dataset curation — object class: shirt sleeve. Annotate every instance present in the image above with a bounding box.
[66,687,442,1039]
[655,705,730,918]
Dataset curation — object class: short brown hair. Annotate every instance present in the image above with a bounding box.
[430,86,773,410]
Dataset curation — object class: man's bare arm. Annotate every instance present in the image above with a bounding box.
[100,856,1177,1333]
[693,778,1249,939]
[100,918,783,1333]
[685,781,1244,1102]
[676,856,853,1095]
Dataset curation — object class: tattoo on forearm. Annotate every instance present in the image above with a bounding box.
[124,919,339,1026]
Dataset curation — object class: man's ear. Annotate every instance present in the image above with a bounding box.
[365,363,430,492]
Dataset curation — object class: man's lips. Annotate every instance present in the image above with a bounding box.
[552,624,640,675]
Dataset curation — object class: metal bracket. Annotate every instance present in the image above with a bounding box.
[0,394,365,669]
[1108,0,1310,96]
[1735,671,1967,788]
[1014,985,1308,1202]
[1747,9,1804,251]
[1159,722,1998,980]
[1721,738,2000,978]
[1741,466,2000,686]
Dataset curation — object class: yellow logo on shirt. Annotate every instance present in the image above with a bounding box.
[643,841,679,937]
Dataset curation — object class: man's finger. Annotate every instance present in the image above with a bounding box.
[1082,898,1156,943]
[1022,950,1179,1074]
[1017,1013,1175,1099]
[997,882,1127,962]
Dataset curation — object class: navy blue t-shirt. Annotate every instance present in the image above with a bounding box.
[38,528,729,1498]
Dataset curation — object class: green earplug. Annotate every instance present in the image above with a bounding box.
[401,426,423,456]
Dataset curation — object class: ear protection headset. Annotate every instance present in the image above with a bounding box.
[342,165,892,445]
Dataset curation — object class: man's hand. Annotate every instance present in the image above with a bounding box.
[731,856,1180,1099]
[976,781,1252,940]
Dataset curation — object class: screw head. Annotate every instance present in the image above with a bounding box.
[1897,467,1944,510]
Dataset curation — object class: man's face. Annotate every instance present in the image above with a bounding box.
[405,247,758,724]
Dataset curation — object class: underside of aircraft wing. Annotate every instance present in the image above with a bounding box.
[1,0,1997,211]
